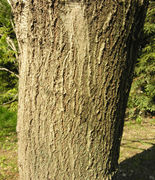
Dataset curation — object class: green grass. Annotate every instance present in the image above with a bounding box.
[0,106,18,180]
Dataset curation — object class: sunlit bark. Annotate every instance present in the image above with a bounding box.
[13,1,148,179]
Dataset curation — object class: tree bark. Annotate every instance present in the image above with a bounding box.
[12,0,148,179]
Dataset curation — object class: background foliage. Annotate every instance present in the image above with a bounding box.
[0,0,18,111]
[128,0,155,120]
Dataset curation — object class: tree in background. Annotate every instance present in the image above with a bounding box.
[0,0,18,111]
[128,0,155,120]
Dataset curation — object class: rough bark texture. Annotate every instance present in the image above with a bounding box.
[12,0,148,179]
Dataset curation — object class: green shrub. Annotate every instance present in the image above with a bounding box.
[128,0,155,119]
[0,0,18,111]
[0,106,17,132]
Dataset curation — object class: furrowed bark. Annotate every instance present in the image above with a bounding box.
[12,0,148,179]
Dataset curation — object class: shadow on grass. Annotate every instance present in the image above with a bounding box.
[116,144,155,180]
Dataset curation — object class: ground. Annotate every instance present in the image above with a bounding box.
[116,117,155,180]
[0,117,154,180]
[0,131,18,180]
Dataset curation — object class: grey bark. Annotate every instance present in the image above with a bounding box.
[12,0,148,179]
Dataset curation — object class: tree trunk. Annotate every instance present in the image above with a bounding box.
[12,0,148,179]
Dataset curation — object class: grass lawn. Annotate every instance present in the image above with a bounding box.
[0,106,155,180]
[0,106,18,180]
[117,118,155,180]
